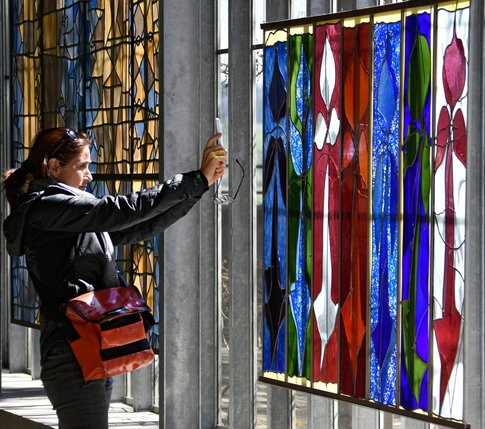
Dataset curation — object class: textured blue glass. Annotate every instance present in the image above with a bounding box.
[288,205,311,376]
[290,47,313,176]
[370,21,401,406]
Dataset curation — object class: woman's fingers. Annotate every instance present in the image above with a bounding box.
[206,133,222,148]
[208,149,226,161]
[201,133,227,185]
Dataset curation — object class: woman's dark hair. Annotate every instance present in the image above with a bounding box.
[2,128,91,206]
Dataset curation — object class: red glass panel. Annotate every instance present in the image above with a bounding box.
[312,23,341,384]
[339,22,370,398]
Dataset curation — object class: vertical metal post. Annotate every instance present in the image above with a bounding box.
[0,0,11,393]
[464,0,485,428]
[228,0,254,427]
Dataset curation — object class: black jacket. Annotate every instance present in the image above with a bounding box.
[3,171,208,355]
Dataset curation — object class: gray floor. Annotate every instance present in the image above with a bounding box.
[0,372,159,429]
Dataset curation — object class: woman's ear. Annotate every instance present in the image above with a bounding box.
[46,157,60,179]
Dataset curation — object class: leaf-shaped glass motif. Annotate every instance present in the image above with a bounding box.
[443,30,466,111]
[290,120,303,176]
[289,204,312,376]
[269,52,287,123]
[296,47,305,121]
[314,112,327,150]
[408,34,431,121]
[453,108,467,167]
[402,299,428,404]
[305,104,313,174]
[436,106,451,170]
[314,273,338,368]
[320,35,336,108]
[377,52,397,132]
[328,108,340,146]
[292,43,313,176]
[421,135,431,214]
[403,124,420,171]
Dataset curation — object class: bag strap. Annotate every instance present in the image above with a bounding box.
[28,268,80,342]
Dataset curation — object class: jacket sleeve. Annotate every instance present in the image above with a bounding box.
[108,191,203,245]
[28,171,208,233]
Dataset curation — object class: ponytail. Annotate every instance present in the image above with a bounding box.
[2,161,35,206]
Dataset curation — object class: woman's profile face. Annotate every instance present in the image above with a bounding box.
[54,144,93,191]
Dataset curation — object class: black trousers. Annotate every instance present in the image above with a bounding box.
[40,341,113,429]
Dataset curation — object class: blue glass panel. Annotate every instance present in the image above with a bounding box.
[370,20,401,406]
[401,12,432,412]
[263,39,288,373]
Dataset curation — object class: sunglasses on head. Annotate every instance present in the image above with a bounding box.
[49,128,80,159]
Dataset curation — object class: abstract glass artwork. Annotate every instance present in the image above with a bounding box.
[263,30,288,374]
[339,18,370,399]
[261,1,469,426]
[312,22,341,391]
[287,27,313,382]
[370,14,400,406]
[401,7,432,413]
[10,0,160,351]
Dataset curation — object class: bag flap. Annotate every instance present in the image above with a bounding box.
[65,286,151,322]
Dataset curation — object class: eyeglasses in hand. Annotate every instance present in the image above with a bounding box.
[213,159,245,205]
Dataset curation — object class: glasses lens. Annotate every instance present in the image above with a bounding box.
[213,195,234,205]
[66,129,79,140]
[212,159,245,205]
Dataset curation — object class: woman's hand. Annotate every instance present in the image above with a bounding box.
[201,133,227,186]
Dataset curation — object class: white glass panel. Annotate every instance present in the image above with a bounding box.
[253,0,265,45]
[432,6,469,420]
[291,0,306,19]
[218,0,228,50]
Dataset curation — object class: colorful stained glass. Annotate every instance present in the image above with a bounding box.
[287,29,313,381]
[370,18,401,405]
[401,10,432,412]
[11,0,42,325]
[263,31,288,374]
[10,1,160,349]
[261,1,470,425]
[432,3,469,420]
[339,20,370,399]
[312,23,341,389]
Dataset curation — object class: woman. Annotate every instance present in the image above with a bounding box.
[2,127,226,429]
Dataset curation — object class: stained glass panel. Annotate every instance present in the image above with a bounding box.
[339,18,370,399]
[401,8,432,412]
[370,15,401,406]
[261,1,470,426]
[11,0,41,325]
[263,30,288,375]
[287,27,313,383]
[432,2,469,421]
[312,22,341,392]
[10,1,160,352]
